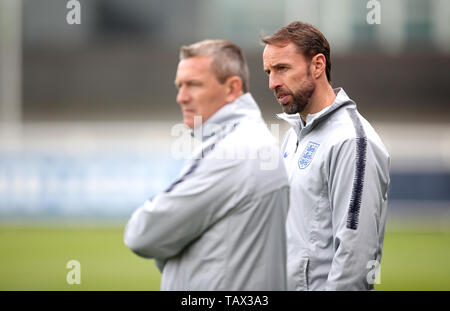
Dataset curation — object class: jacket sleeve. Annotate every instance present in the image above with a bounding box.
[123,156,243,260]
[325,137,390,290]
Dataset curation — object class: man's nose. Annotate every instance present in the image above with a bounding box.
[268,74,282,91]
[176,87,190,104]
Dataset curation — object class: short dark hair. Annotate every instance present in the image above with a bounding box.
[261,21,332,83]
[179,39,250,93]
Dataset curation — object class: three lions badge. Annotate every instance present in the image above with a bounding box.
[298,141,320,169]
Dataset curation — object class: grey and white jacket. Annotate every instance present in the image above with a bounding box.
[124,93,290,291]
[277,88,390,291]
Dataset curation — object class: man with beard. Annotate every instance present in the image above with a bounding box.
[262,21,390,290]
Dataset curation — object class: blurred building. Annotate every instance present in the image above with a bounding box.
[9,0,448,122]
[1,0,449,221]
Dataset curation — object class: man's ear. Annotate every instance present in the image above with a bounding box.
[225,76,243,103]
[311,53,326,79]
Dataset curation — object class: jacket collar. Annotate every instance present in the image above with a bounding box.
[192,93,262,141]
[276,88,355,138]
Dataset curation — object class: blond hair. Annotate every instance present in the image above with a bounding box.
[179,39,250,93]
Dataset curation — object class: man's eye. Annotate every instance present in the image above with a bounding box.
[188,81,202,87]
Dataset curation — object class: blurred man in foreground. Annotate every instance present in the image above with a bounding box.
[262,21,390,290]
[124,40,289,290]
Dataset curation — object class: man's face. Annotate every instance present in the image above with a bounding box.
[175,56,228,129]
[263,42,315,115]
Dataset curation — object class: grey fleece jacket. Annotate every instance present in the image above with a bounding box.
[124,93,290,290]
[277,88,390,291]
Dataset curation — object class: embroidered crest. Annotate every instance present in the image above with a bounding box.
[298,141,320,169]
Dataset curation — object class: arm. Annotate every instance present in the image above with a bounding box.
[325,137,389,290]
[123,156,243,260]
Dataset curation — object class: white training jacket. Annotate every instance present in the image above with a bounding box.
[124,93,290,291]
[277,88,390,291]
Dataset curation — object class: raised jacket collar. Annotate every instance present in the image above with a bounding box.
[276,88,355,139]
[192,93,262,141]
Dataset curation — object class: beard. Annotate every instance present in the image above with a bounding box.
[276,73,315,115]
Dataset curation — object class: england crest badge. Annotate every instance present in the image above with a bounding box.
[298,141,320,169]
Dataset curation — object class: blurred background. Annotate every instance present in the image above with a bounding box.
[1,0,449,290]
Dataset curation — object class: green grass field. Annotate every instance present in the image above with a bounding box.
[1,222,449,291]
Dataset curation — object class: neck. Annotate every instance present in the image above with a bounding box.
[300,80,336,121]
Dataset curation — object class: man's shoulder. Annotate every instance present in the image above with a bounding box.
[321,108,389,157]
[213,119,288,183]
[220,118,278,149]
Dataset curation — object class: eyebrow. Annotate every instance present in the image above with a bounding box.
[264,62,291,74]
[273,63,291,68]
[174,78,202,88]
